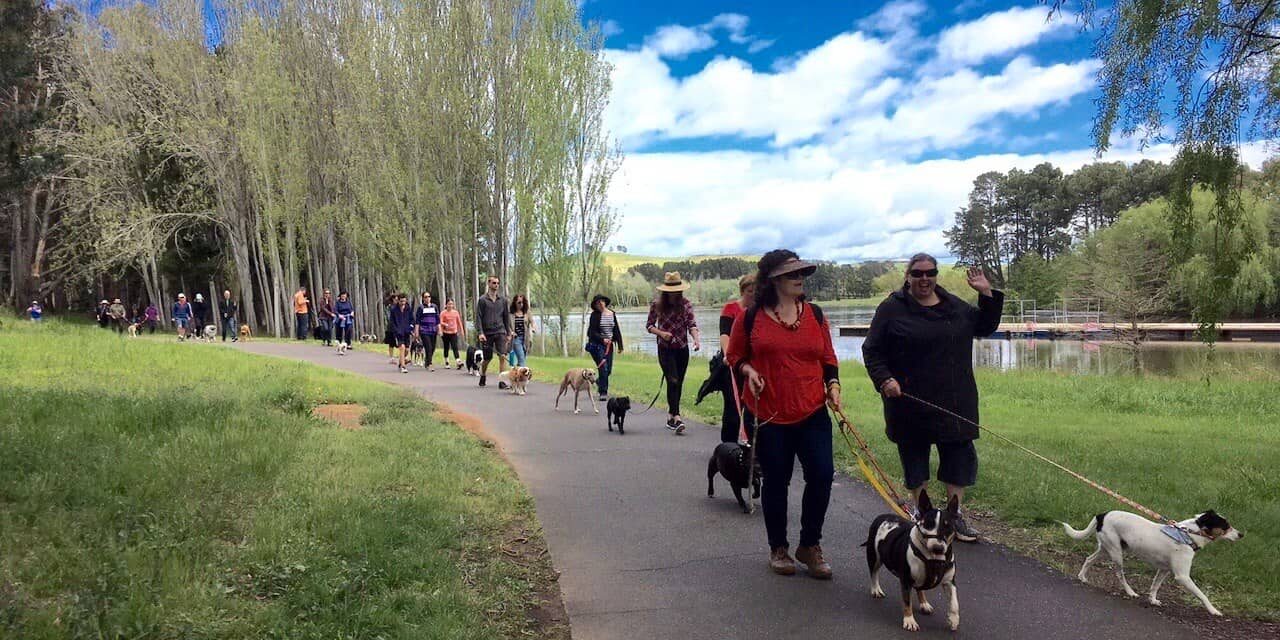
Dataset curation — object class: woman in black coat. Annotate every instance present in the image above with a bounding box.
[861,253,1003,542]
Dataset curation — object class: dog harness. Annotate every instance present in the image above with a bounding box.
[1160,525,1207,551]
[908,534,955,590]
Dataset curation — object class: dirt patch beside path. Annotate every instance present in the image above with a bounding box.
[311,403,368,430]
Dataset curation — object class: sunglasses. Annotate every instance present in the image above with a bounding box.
[781,272,807,281]
[909,269,939,278]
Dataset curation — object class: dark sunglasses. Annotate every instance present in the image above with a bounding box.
[781,272,807,281]
[909,268,939,278]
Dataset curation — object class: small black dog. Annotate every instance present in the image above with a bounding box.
[605,396,631,434]
[706,442,761,514]
[464,345,482,375]
[864,489,961,632]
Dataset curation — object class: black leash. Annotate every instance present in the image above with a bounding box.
[631,373,667,415]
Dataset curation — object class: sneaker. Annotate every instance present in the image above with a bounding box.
[953,513,980,543]
[666,418,678,431]
[599,394,608,402]
[400,366,408,374]
[769,547,797,576]
[479,376,487,387]
[428,366,435,372]
[675,423,686,435]
[389,358,397,364]
[795,545,833,579]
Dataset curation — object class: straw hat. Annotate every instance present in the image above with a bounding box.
[655,272,691,293]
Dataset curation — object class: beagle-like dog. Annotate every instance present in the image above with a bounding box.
[554,368,598,414]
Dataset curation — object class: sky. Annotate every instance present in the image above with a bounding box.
[578,0,1271,262]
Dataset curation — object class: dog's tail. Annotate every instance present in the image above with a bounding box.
[1059,513,1103,540]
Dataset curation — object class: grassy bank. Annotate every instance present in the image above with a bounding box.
[1,320,561,639]
[527,352,1278,620]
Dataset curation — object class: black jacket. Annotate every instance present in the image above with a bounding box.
[862,285,1003,444]
[586,309,624,351]
[220,298,238,320]
[191,300,208,323]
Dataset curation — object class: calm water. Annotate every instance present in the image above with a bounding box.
[531,308,1280,378]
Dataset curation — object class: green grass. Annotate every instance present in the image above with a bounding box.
[0,320,559,639]
[528,352,1280,620]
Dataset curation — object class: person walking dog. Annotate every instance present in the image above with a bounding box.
[334,291,355,352]
[861,253,1003,543]
[415,292,440,370]
[586,294,624,401]
[727,250,840,579]
[718,273,756,443]
[475,276,513,388]
[646,272,701,433]
[508,294,535,368]
[318,289,336,346]
[172,294,193,340]
[220,290,238,342]
[389,293,414,374]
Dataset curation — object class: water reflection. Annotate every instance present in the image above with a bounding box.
[531,308,1280,378]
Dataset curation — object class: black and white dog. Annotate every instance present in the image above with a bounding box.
[464,345,483,376]
[1061,510,1242,616]
[706,442,761,514]
[605,396,631,435]
[864,490,960,632]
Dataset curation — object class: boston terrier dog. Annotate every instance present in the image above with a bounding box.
[605,396,631,434]
[864,490,961,632]
[706,442,761,514]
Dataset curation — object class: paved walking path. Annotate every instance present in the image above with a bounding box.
[238,342,1199,640]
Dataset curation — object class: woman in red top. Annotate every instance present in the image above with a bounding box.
[727,249,840,580]
[718,273,756,443]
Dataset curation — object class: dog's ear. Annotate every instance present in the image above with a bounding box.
[946,494,959,515]
[917,489,933,514]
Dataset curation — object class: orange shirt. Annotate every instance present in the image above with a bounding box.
[439,309,463,334]
[293,291,309,314]
[726,304,837,425]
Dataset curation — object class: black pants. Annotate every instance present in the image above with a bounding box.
[657,346,690,416]
[421,333,437,365]
[441,333,461,360]
[720,374,750,443]
[336,324,353,346]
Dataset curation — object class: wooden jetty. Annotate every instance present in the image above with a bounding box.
[838,322,1280,342]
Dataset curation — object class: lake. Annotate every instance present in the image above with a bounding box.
[530,307,1280,378]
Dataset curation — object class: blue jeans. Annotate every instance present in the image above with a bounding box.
[584,342,613,396]
[295,313,308,340]
[748,408,834,550]
[222,317,236,341]
[509,336,527,367]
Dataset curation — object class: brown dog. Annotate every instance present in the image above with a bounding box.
[239,324,252,341]
[499,366,533,396]
[554,368,599,414]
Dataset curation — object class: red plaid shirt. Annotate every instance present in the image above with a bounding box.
[647,298,698,349]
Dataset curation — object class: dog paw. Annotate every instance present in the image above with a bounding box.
[573,409,580,414]
[1148,598,1162,607]
[1077,574,1089,584]
[919,602,934,615]
[1208,607,1223,617]
[902,617,919,632]
[947,613,959,631]
[593,409,599,414]
[869,587,885,599]
[1123,589,1139,599]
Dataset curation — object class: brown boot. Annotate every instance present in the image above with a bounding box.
[769,547,796,576]
[795,545,833,579]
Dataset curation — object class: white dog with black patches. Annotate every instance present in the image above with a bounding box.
[1062,510,1243,616]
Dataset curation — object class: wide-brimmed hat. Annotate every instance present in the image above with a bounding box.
[591,293,612,307]
[655,272,691,293]
[768,258,817,279]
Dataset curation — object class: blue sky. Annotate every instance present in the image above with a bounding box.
[579,0,1268,261]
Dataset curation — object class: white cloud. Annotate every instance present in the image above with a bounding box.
[935,6,1074,66]
[644,24,716,59]
[598,19,622,39]
[857,0,928,35]
[609,140,1276,262]
[606,32,899,146]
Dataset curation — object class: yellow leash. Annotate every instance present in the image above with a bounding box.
[829,404,915,521]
